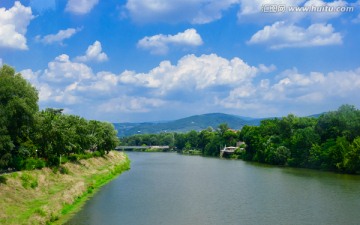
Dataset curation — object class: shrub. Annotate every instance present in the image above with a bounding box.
[20,173,38,189]
[59,166,70,175]
[68,154,79,162]
[0,175,7,184]
[23,158,46,170]
[60,156,69,164]
[52,167,58,174]
[92,151,102,157]
[47,156,60,167]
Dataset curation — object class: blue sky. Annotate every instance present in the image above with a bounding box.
[1,0,360,122]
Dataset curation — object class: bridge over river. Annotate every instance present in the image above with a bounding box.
[115,145,170,150]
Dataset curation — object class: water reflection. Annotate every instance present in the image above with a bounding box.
[67,152,360,225]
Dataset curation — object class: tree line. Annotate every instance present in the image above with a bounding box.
[240,104,360,174]
[0,65,119,171]
[121,105,360,174]
[120,123,240,156]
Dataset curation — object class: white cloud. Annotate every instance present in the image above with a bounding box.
[21,69,54,102]
[36,28,81,45]
[20,55,95,105]
[238,0,305,16]
[99,96,166,113]
[44,54,94,83]
[248,21,342,49]
[65,0,99,15]
[237,0,350,23]
[75,41,108,62]
[119,54,260,95]
[125,0,238,24]
[217,67,360,116]
[125,0,352,25]
[0,1,34,50]
[20,51,360,121]
[303,0,349,21]
[138,29,203,55]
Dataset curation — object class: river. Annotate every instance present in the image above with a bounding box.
[66,152,360,225]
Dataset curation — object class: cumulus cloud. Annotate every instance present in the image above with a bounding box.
[44,54,94,83]
[0,1,34,50]
[20,51,360,121]
[237,0,350,23]
[119,54,261,95]
[138,29,203,55]
[125,0,238,24]
[99,96,166,113]
[217,67,360,116]
[21,69,59,103]
[20,55,95,105]
[124,0,352,25]
[75,41,108,62]
[303,0,350,21]
[36,28,81,45]
[248,21,342,49]
[65,0,99,15]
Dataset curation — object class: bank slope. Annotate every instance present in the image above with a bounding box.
[0,151,130,225]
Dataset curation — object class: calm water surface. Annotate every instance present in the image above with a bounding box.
[66,152,360,225]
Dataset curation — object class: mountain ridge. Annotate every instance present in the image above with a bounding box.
[114,113,263,137]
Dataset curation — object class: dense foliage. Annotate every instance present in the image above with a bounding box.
[121,123,241,156]
[240,104,360,174]
[0,65,119,171]
[121,105,360,174]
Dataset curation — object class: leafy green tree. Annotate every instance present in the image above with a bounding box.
[266,146,290,165]
[316,105,360,142]
[343,137,360,173]
[223,130,238,147]
[88,120,119,155]
[0,65,38,168]
[204,135,222,156]
[240,125,262,160]
[289,127,320,167]
[174,133,186,151]
[308,144,323,169]
[198,128,215,154]
[0,65,38,145]
[186,130,199,150]
[328,137,351,171]
[218,123,229,136]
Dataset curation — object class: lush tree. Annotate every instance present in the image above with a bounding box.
[343,137,360,173]
[266,146,290,165]
[0,65,38,168]
[185,130,199,150]
[316,105,360,142]
[289,127,320,167]
[0,64,121,171]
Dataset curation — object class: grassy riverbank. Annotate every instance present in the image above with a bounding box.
[0,151,130,225]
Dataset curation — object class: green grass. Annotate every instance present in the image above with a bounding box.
[53,155,130,225]
[0,151,130,225]
[20,173,38,189]
[61,157,130,216]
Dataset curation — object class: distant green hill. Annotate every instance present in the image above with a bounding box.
[114,113,263,137]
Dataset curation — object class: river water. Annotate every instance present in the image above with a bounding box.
[66,152,360,225]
